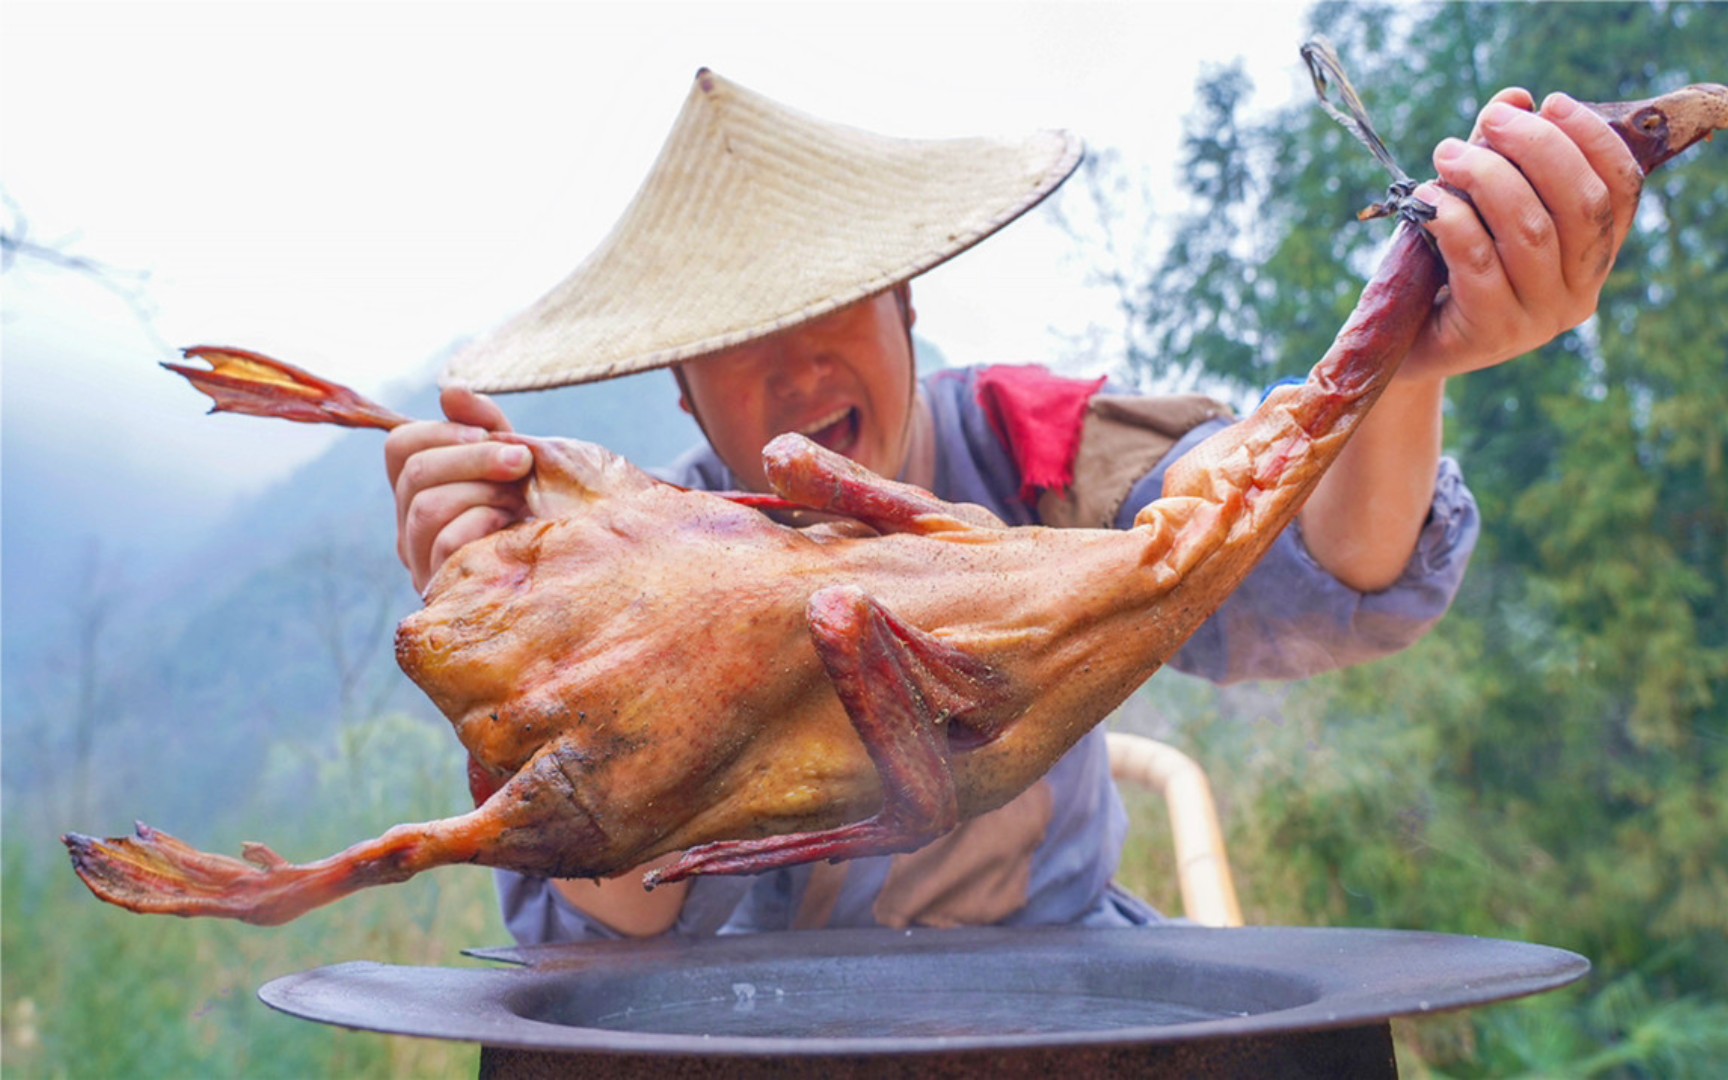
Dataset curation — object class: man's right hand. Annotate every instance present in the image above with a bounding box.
[385,385,534,593]
[390,394,695,935]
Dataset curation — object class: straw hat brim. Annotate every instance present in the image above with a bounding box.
[444,68,1083,392]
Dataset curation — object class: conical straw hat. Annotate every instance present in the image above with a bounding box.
[444,68,1083,391]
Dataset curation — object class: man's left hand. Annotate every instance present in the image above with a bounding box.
[1399,87,1643,382]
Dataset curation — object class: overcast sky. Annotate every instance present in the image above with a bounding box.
[3,0,1318,506]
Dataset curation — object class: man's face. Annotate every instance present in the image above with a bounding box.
[678,289,916,492]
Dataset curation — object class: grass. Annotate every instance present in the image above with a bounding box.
[3,815,504,1078]
[2,713,508,1078]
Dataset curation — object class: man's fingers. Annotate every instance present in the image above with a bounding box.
[1466,86,1534,143]
[403,481,527,590]
[394,442,532,520]
[383,384,527,591]
[1480,100,1619,297]
[395,444,532,563]
[1471,104,1568,299]
[1537,92,1642,276]
[423,505,521,593]
[1407,180,1501,374]
[440,384,514,434]
[385,389,515,487]
[385,421,492,488]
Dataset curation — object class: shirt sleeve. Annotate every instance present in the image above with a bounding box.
[1115,418,1480,683]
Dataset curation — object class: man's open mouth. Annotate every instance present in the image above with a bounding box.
[797,406,861,456]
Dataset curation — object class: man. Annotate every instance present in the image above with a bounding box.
[385,71,1639,942]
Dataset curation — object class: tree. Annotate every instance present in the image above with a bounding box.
[1089,3,1728,1072]
[67,541,126,824]
[302,537,402,726]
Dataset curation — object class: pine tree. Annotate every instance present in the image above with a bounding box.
[1100,3,1728,1071]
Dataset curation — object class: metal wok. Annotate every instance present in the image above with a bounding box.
[260,924,1586,1076]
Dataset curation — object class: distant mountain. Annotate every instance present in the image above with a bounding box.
[2,364,703,827]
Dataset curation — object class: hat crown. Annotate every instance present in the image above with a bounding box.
[446,69,1082,392]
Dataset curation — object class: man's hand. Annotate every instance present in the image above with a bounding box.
[1400,88,1643,382]
[1300,87,1640,594]
[385,386,533,593]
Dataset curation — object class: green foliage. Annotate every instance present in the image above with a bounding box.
[1108,2,1728,1075]
[1,712,503,1078]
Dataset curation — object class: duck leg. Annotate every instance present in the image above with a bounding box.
[63,743,618,924]
[646,584,1010,887]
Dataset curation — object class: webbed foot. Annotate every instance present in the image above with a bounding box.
[63,823,330,926]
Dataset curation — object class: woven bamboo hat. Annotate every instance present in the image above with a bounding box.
[444,68,1083,391]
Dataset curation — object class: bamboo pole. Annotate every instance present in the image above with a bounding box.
[1107,732,1243,928]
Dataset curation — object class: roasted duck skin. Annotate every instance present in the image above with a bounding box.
[67,356,1385,925]
[65,81,1727,925]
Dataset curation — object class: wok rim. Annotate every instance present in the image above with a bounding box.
[258,924,1588,1057]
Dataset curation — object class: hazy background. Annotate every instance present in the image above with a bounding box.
[2,4,1318,1070]
[12,3,1725,1077]
[2,0,1311,597]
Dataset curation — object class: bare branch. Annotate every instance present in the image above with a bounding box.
[1043,148,1166,384]
[1,188,173,352]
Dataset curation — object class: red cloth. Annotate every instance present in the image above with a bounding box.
[974,364,1106,503]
